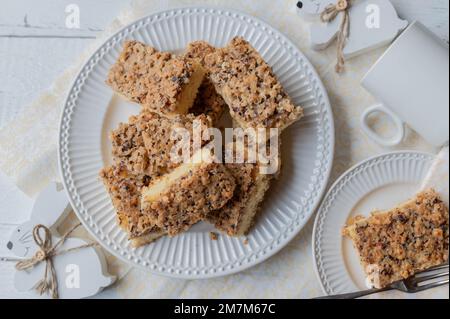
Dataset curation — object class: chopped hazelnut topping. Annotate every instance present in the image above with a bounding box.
[209,232,218,241]
[99,164,162,239]
[207,143,276,236]
[141,154,236,236]
[343,189,449,288]
[204,37,303,130]
[107,40,205,116]
[185,41,226,124]
[111,111,211,176]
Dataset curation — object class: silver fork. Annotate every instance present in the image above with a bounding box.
[316,263,449,299]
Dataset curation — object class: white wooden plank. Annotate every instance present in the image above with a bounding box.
[0,0,129,127]
[391,0,449,42]
[1,0,444,40]
[0,37,92,127]
[0,0,128,37]
[0,171,32,224]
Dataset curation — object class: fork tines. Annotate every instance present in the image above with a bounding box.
[409,263,449,292]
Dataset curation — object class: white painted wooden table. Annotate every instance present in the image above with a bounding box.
[0,0,448,299]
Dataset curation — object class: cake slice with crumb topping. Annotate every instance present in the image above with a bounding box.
[110,111,211,177]
[184,40,216,66]
[343,189,449,288]
[206,161,273,236]
[204,37,303,130]
[99,164,166,247]
[107,40,205,116]
[206,142,278,236]
[141,148,236,236]
[184,41,226,124]
[190,75,226,124]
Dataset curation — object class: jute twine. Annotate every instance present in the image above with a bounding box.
[320,0,353,73]
[15,223,98,299]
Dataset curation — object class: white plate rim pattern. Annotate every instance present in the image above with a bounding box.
[58,6,335,278]
[312,151,435,295]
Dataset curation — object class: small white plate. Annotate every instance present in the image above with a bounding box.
[313,151,435,295]
[59,7,334,278]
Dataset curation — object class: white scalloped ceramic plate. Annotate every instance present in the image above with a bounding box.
[59,7,334,278]
[313,151,435,295]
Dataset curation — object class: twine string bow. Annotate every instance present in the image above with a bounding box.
[15,223,98,299]
[320,0,352,73]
